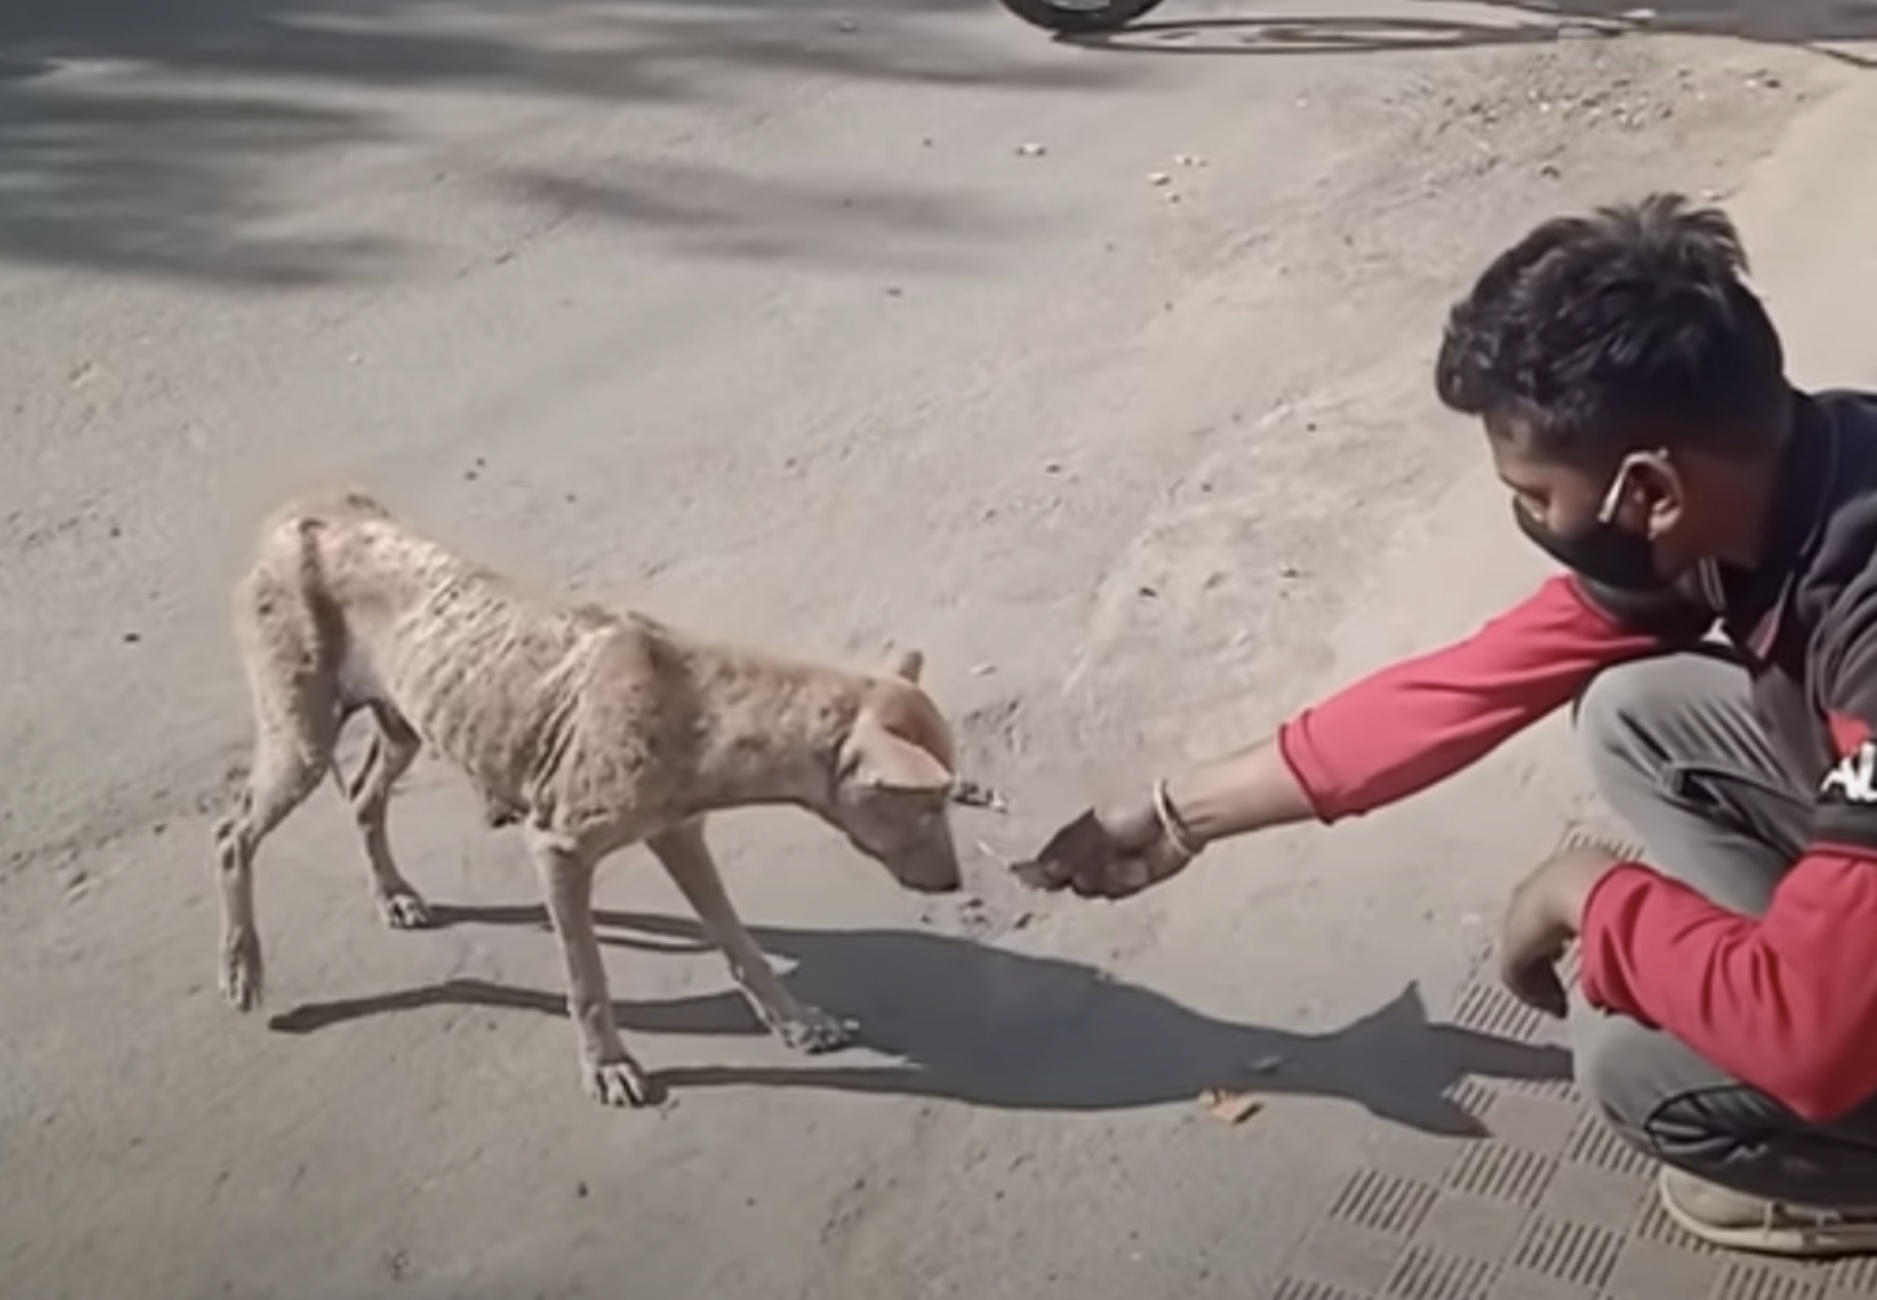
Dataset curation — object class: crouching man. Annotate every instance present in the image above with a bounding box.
[1031,194,1877,1257]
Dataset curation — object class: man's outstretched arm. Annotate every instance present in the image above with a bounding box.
[1023,574,1698,898]
[1165,574,1675,842]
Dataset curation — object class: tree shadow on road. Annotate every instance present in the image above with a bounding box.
[0,0,1118,285]
[270,904,1570,1137]
[1059,0,1877,66]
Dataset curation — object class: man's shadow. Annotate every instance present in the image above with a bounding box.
[270,905,1570,1136]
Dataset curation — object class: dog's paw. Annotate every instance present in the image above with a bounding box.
[220,934,264,1011]
[375,889,433,930]
[584,1059,663,1108]
[776,1006,858,1055]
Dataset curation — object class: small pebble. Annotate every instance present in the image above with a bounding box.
[1148,171,1172,186]
[1198,1088,1263,1125]
[1017,142,1047,158]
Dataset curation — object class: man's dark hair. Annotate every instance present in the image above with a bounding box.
[1435,193,1788,464]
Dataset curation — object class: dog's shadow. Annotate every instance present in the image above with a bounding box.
[270,905,1569,1135]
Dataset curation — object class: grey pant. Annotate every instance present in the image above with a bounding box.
[1572,652,1877,1203]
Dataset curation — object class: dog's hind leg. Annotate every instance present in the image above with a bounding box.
[214,681,339,1013]
[339,703,430,929]
[530,836,661,1107]
[214,569,342,1013]
[647,819,856,1055]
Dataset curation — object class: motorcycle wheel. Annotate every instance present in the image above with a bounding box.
[996,0,1168,35]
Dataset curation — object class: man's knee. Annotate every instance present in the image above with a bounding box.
[1574,650,1755,787]
[1572,1001,1765,1180]
[1573,658,1684,790]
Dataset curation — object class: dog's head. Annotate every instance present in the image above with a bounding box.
[827,648,963,894]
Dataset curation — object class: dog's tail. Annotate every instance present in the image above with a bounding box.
[237,491,378,679]
[294,515,349,675]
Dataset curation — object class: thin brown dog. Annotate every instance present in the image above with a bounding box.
[214,491,963,1106]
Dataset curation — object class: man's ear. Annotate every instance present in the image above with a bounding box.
[1627,450,1683,539]
[882,647,924,684]
[844,710,952,793]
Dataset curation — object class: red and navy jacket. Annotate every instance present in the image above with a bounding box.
[1278,389,1877,1123]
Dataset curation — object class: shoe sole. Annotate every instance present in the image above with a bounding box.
[1656,1169,1877,1259]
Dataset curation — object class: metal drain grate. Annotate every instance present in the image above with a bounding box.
[1330,1170,1442,1236]
[1444,1141,1556,1208]
[1508,1216,1625,1290]
[1274,1281,1373,1300]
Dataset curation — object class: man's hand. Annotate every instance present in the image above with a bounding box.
[1499,842,1624,1017]
[1016,789,1197,899]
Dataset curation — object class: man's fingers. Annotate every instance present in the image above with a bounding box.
[1011,858,1068,891]
[1068,847,1181,900]
[1015,810,1111,892]
[1039,810,1107,864]
[1111,854,1155,896]
[1016,804,1198,900]
[1502,956,1569,1019]
[1069,856,1135,898]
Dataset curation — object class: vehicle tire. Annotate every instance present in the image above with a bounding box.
[995,0,1168,35]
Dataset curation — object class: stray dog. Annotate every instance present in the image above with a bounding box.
[214,491,963,1106]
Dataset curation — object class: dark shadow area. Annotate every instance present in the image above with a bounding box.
[0,82,398,285]
[499,162,1016,271]
[1062,0,1877,65]
[0,0,1117,284]
[272,904,1571,1136]
[1067,13,1567,56]
[1488,0,1877,48]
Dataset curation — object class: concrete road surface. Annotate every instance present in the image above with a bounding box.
[4,1,1877,1297]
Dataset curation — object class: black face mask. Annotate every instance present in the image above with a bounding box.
[1512,487,1670,595]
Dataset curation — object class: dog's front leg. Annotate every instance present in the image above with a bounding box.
[647,820,856,1054]
[530,838,661,1107]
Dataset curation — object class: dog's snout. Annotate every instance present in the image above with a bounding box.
[889,819,964,894]
[901,864,963,894]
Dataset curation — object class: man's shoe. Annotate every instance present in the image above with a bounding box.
[1657,1167,1877,1257]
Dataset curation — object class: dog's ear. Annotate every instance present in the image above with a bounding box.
[845,710,952,793]
[882,647,924,684]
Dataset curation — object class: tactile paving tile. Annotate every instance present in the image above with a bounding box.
[1265,833,1877,1300]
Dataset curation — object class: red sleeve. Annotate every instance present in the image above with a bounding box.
[1277,575,1664,823]
[1580,852,1877,1123]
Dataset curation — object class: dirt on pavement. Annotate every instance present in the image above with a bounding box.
[1,2,1870,1297]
